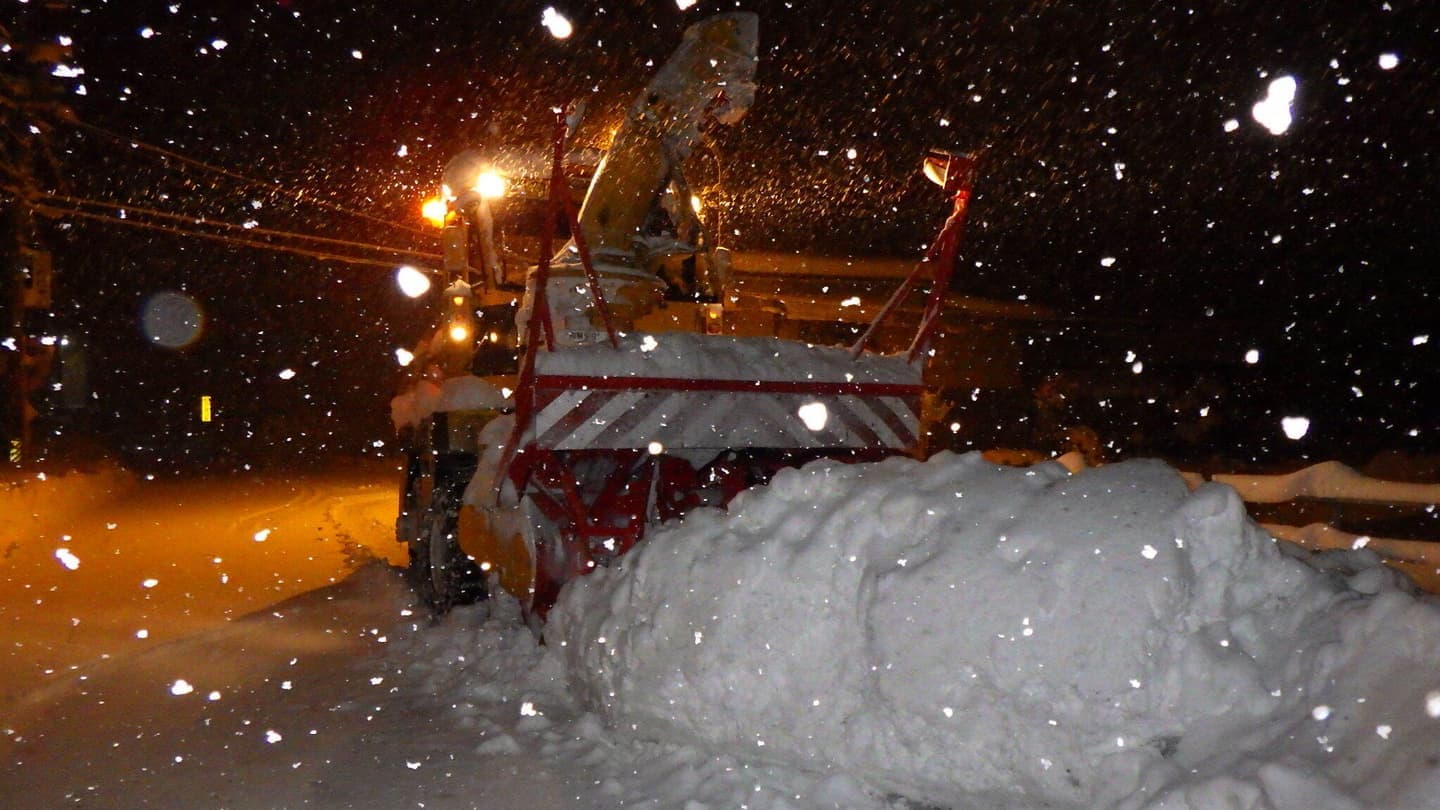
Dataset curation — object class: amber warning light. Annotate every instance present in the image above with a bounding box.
[421,197,448,228]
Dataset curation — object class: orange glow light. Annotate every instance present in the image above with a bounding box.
[421,197,449,228]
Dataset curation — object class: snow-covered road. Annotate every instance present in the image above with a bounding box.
[0,462,405,709]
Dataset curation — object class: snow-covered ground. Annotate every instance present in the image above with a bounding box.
[4,453,1440,808]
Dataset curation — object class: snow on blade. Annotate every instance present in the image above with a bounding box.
[536,332,919,385]
[390,375,509,431]
[550,453,1440,808]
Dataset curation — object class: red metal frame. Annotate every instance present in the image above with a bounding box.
[491,116,973,620]
[510,447,658,617]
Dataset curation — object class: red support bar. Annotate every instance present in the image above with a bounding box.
[847,253,935,360]
[907,185,972,362]
[494,107,576,495]
[851,151,978,361]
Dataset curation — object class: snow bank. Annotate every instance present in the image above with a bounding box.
[392,588,895,808]
[550,453,1440,809]
[536,332,921,385]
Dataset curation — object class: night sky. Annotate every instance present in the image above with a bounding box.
[9,0,1438,464]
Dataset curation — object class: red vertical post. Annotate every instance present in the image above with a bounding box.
[906,181,973,362]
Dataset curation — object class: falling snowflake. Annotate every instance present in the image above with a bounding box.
[1281,416,1310,440]
[541,7,574,39]
[797,402,828,431]
[54,548,81,570]
[1252,75,1298,135]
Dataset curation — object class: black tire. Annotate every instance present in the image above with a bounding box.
[413,462,487,615]
[397,450,425,586]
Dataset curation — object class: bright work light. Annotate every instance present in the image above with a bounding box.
[475,171,507,200]
[396,265,433,298]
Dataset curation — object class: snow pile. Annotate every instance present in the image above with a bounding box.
[550,453,1440,809]
[390,588,892,808]
[537,331,921,385]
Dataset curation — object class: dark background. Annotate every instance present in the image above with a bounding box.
[9,0,1438,469]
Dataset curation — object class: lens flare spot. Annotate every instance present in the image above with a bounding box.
[141,291,205,349]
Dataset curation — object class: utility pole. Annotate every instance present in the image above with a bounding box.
[1,11,71,464]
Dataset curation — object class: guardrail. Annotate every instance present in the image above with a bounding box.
[1190,460,1440,593]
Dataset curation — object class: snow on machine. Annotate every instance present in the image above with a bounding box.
[393,13,977,621]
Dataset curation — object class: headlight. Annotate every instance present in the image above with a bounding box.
[475,171,507,200]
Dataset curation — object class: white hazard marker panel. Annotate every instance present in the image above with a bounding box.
[530,375,920,452]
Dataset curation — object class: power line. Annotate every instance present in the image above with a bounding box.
[33,201,440,271]
[69,120,433,239]
[42,191,439,262]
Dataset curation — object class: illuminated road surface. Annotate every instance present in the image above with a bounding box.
[0,461,406,710]
[0,461,602,809]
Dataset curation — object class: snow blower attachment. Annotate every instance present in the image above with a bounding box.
[394,13,976,622]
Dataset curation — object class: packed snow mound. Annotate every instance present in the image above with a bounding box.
[550,453,1440,809]
[536,332,921,385]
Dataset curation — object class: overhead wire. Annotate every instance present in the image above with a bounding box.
[41,191,440,263]
[32,201,440,271]
[69,119,433,239]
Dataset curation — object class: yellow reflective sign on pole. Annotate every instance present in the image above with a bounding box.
[200,395,213,423]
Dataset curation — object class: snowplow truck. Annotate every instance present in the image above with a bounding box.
[394,13,963,622]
